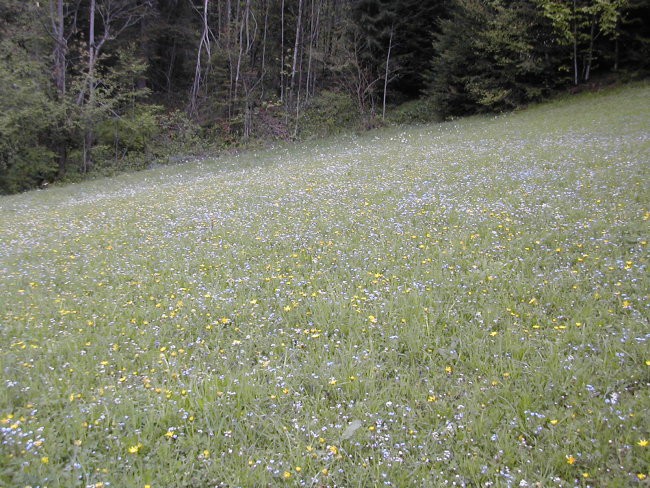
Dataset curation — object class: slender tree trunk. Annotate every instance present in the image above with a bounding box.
[234,3,246,101]
[82,0,98,172]
[50,0,67,96]
[260,0,269,97]
[190,0,212,118]
[583,16,596,81]
[50,0,68,176]
[382,27,393,121]
[305,0,315,100]
[280,0,285,101]
[572,0,578,85]
[290,0,304,96]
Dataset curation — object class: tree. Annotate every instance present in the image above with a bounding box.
[538,0,628,84]
[74,0,152,171]
[428,0,562,118]
[0,1,60,193]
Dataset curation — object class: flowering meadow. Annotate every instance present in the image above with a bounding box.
[1,84,649,487]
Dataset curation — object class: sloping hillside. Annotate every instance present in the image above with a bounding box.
[1,84,648,487]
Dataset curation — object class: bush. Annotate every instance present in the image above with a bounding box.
[299,91,360,138]
[385,97,442,125]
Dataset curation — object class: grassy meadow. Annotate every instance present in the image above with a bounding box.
[1,84,649,487]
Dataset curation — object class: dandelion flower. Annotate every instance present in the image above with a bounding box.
[566,455,576,465]
[128,443,143,454]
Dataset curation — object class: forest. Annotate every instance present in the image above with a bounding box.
[1,0,648,194]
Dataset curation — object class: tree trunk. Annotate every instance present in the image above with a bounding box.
[382,27,394,121]
[280,0,285,101]
[583,15,596,81]
[50,0,66,96]
[572,0,578,85]
[82,0,98,172]
[190,0,211,117]
[290,0,304,97]
[260,0,269,97]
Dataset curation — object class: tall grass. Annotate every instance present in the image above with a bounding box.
[1,84,649,487]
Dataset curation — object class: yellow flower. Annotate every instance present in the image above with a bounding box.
[445,366,453,374]
[128,443,143,454]
[638,439,648,447]
[41,456,49,464]
[203,449,210,457]
[368,315,377,324]
[282,471,292,479]
[566,455,576,465]
[550,419,558,425]
[637,473,647,481]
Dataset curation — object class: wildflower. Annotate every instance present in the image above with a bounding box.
[638,439,648,447]
[128,443,143,454]
[566,455,576,465]
[427,395,437,403]
[41,456,49,464]
[282,471,292,479]
[203,449,210,457]
[445,366,453,374]
[368,315,377,324]
[582,473,589,478]
[637,473,646,481]
[549,419,558,425]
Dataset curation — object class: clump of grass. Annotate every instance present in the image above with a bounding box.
[1,83,649,487]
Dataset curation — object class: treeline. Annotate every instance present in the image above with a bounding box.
[1,0,648,194]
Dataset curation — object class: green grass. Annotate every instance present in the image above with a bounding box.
[1,83,649,487]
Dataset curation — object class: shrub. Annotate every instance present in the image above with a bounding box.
[299,91,360,138]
